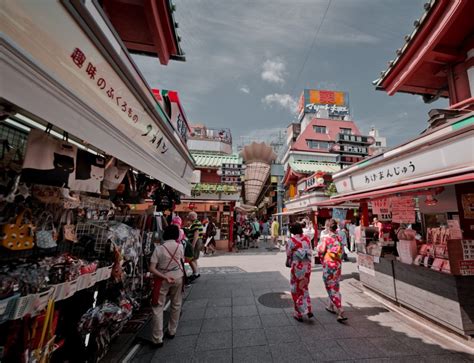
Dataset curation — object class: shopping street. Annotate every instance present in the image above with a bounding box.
[127,244,474,362]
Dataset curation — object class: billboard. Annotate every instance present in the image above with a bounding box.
[297,89,350,119]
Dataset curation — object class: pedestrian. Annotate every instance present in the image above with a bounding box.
[185,211,203,282]
[286,222,313,322]
[204,216,217,255]
[317,218,348,323]
[302,220,315,248]
[337,221,350,262]
[149,225,185,347]
[261,219,270,243]
[346,219,356,252]
[271,217,280,249]
[252,217,260,247]
[243,220,253,248]
[372,217,384,239]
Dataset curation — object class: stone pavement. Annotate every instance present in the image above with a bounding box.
[131,245,474,362]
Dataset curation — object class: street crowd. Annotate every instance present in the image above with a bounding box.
[147,211,380,348]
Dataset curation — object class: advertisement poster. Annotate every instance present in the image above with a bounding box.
[459,260,474,276]
[333,208,347,221]
[372,198,392,221]
[357,253,375,276]
[391,196,415,224]
[447,220,463,240]
[461,240,474,260]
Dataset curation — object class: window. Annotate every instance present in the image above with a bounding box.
[340,128,352,135]
[376,141,382,146]
[313,125,327,134]
[306,140,330,149]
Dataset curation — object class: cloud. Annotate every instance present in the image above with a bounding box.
[239,86,250,94]
[261,58,286,85]
[262,93,297,113]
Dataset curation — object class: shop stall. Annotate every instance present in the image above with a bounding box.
[314,112,474,336]
[0,1,194,361]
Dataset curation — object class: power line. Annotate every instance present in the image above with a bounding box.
[289,0,332,98]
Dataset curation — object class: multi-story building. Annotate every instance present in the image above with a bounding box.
[280,89,371,220]
[368,126,388,155]
[174,123,242,250]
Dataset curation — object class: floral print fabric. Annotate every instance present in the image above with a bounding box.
[286,234,313,318]
[318,232,343,311]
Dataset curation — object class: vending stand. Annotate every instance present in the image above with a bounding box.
[314,112,474,337]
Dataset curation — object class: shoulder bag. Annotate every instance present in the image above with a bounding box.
[36,212,58,249]
[2,209,35,250]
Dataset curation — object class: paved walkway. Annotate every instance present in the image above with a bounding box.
[131,245,474,362]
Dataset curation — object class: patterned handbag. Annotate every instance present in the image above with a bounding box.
[36,212,58,249]
[61,210,77,242]
[1,209,35,250]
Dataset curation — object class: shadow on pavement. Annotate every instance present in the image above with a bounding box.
[131,269,473,363]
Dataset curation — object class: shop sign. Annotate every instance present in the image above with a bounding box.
[298,89,350,118]
[372,198,392,221]
[297,173,324,193]
[391,196,415,224]
[459,260,474,276]
[334,132,473,195]
[333,208,347,221]
[447,220,463,240]
[1,2,192,194]
[357,253,375,276]
[462,240,474,260]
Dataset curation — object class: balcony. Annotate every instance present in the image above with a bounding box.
[336,133,374,145]
[188,127,233,154]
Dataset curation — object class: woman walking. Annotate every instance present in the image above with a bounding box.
[149,225,185,347]
[286,223,313,322]
[317,219,348,322]
[204,216,217,255]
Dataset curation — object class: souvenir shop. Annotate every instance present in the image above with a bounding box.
[319,112,474,337]
[0,2,194,361]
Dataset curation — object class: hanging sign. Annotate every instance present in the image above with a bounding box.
[372,198,392,221]
[333,208,347,221]
[391,196,415,224]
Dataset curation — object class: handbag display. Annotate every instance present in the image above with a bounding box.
[22,128,77,188]
[69,149,105,194]
[61,210,77,242]
[36,212,58,249]
[1,209,35,250]
[103,157,128,191]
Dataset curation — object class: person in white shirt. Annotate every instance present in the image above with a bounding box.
[346,220,356,252]
[149,225,185,347]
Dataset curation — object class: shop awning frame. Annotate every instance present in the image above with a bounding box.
[312,173,474,207]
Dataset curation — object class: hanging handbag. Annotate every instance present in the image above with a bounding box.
[103,157,128,191]
[36,212,58,249]
[1,209,35,250]
[61,210,77,242]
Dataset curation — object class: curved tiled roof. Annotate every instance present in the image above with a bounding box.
[289,161,340,174]
[191,153,242,168]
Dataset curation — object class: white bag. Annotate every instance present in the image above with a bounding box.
[103,157,128,190]
[69,149,105,193]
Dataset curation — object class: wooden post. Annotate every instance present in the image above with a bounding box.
[360,200,369,227]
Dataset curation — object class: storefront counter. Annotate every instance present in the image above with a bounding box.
[358,254,396,300]
[393,261,474,336]
[360,256,474,336]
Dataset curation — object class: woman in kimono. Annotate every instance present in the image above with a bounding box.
[286,223,313,322]
[317,218,348,323]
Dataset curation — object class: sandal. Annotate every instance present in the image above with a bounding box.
[337,315,348,323]
[293,316,304,323]
[325,307,336,314]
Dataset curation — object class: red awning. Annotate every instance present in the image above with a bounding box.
[312,173,474,207]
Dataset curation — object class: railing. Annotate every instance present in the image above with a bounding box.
[189,127,232,144]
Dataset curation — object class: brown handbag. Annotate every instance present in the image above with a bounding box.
[61,210,77,242]
[1,209,35,250]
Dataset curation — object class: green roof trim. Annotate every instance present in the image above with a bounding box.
[191,183,240,197]
[191,152,243,168]
[289,161,340,174]
[452,116,473,131]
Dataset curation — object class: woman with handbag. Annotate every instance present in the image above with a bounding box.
[317,218,348,323]
[286,223,313,322]
[149,225,185,347]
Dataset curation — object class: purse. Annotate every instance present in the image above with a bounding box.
[1,209,35,250]
[61,210,77,242]
[36,212,58,249]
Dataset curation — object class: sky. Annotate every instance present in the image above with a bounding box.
[133,0,447,149]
